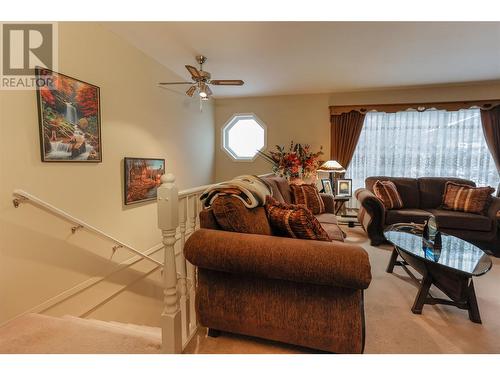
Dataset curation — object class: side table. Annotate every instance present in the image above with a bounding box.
[333,196,350,215]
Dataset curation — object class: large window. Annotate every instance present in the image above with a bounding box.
[346,109,499,192]
[222,114,266,161]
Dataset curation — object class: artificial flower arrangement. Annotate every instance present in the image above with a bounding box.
[257,142,324,181]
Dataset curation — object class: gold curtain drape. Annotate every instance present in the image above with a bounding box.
[330,111,365,170]
[329,99,500,181]
[480,106,500,179]
[329,99,500,115]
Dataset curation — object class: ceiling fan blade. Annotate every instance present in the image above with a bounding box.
[185,65,202,80]
[205,85,213,96]
[158,81,194,85]
[186,85,197,97]
[210,79,244,86]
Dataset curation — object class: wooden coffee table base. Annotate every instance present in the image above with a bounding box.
[386,247,482,324]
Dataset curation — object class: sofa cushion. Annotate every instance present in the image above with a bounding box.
[320,193,336,214]
[212,196,273,235]
[385,208,432,225]
[418,177,475,209]
[290,183,325,214]
[260,174,293,203]
[315,213,338,224]
[260,176,286,203]
[366,176,419,208]
[428,209,492,232]
[265,196,331,242]
[321,223,345,242]
[199,209,221,230]
[441,181,495,215]
[373,180,404,209]
[315,213,345,242]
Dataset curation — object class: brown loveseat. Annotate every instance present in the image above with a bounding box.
[355,177,500,253]
[183,175,372,353]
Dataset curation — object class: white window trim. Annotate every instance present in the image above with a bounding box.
[221,113,267,162]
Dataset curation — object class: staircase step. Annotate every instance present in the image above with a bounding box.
[0,313,161,354]
[108,321,161,336]
[61,315,161,340]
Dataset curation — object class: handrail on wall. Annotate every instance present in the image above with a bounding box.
[12,189,163,267]
[12,179,214,354]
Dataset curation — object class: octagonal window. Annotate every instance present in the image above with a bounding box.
[222,114,267,161]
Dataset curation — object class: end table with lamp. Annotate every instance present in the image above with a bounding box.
[318,160,357,227]
[317,160,346,195]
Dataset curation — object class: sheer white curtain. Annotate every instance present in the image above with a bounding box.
[346,108,499,192]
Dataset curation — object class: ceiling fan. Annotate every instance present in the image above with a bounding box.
[158,55,244,101]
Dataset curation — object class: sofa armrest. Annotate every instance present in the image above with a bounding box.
[320,193,335,214]
[354,188,388,246]
[355,188,386,224]
[487,196,500,227]
[184,229,372,290]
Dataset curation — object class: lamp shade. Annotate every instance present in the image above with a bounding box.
[317,160,346,173]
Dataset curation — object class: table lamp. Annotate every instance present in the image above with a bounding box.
[317,160,346,195]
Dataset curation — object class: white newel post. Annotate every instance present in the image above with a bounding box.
[157,173,182,354]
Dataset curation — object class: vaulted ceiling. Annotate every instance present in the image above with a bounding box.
[104,22,500,98]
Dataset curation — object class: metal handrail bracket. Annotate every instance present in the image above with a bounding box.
[12,189,163,267]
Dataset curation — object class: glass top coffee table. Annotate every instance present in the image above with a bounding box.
[384,224,492,324]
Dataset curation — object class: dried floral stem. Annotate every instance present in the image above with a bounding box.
[256,142,324,181]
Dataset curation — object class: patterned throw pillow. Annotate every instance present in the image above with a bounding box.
[265,196,331,242]
[373,180,404,209]
[211,195,273,235]
[442,182,494,215]
[290,183,325,214]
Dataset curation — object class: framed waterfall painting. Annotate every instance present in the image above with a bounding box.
[35,67,102,162]
[124,157,165,205]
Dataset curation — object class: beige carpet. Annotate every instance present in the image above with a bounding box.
[2,228,499,354]
[185,226,500,354]
[0,314,161,354]
[351,227,500,354]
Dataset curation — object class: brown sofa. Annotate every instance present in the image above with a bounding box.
[183,175,372,353]
[355,176,500,254]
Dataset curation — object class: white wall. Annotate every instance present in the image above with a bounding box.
[215,94,330,181]
[328,80,500,105]
[0,23,215,325]
[214,82,500,182]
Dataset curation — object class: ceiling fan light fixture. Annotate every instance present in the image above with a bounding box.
[199,82,208,98]
[158,56,244,106]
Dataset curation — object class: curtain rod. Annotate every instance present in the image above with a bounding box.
[329,99,500,115]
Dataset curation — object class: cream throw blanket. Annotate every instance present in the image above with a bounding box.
[200,175,272,208]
